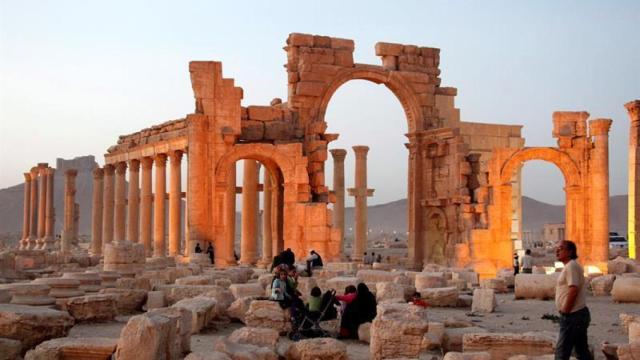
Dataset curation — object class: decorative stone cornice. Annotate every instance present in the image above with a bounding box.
[329,149,347,161]
[115,162,128,174]
[128,159,141,172]
[625,100,640,124]
[93,168,104,179]
[589,119,613,136]
[103,164,115,175]
[154,153,168,167]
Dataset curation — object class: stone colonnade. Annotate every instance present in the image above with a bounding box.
[93,150,185,258]
[19,163,56,251]
[626,100,640,259]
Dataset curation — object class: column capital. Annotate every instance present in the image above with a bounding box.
[352,145,370,156]
[93,168,104,179]
[169,150,184,165]
[115,161,128,174]
[30,167,38,179]
[141,156,154,169]
[65,169,78,178]
[103,164,115,175]
[154,153,168,167]
[37,162,48,171]
[330,149,347,161]
[129,159,141,172]
[589,118,612,136]
[24,172,32,182]
[45,167,55,176]
[625,100,640,123]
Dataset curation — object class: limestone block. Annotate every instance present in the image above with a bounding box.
[323,262,357,272]
[443,352,491,360]
[115,313,173,360]
[104,241,145,276]
[0,304,74,351]
[480,278,508,294]
[497,269,515,288]
[264,120,294,140]
[514,274,557,300]
[358,322,371,343]
[215,278,232,289]
[621,313,640,333]
[0,337,21,360]
[258,274,275,289]
[175,275,214,286]
[214,338,278,360]
[629,321,640,343]
[617,341,640,360]
[325,277,359,292]
[590,274,616,296]
[419,287,458,307]
[443,327,488,352]
[376,282,406,303]
[65,294,117,322]
[462,332,555,360]
[457,295,473,308]
[227,296,259,323]
[286,338,347,360]
[6,284,55,306]
[612,277,640,303]
[241,120,264,141]
[203,287,236,316]
[61,272,102,293]
[229,283,265,300]
[116,277,151,291]
[295,277,317,302]
[25,337,117,360]
[99,288,146,314]
[31,278,84,299]
[227,327,280,350]
[244,300,290,333]
[370,303,429,360]
[448,279,468,291]
[147,307,192,356]
[471,289,497,313]
[185,351,232,360]
[421,322,444,350]
[146,290,166,310]
[156,284,221,304]
[173,296,217,334]
[357,270,397,284]
[375,42,403,56]
[415,272,446,289]
[608,257,637,274]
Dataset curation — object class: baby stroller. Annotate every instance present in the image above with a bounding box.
[291,290,338,340]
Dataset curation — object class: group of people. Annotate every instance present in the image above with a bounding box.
[334,283,377,339]
[362,252,382,265]
[512,248,533,275]
[194,242,214,264]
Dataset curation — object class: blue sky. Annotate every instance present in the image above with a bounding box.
[1,0,638,205]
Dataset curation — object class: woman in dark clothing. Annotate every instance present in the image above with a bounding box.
[339,283,377,339]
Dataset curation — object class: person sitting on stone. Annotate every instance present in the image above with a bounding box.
[194,243,202,253]
[270,269,291,308]
[305,250,323,276]
[363,252,372,265]
[306,286,323,320]
[336,285,358,338]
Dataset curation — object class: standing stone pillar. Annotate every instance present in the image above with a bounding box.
[259,171,273,266]
[347,146,375,262]
[240,160,259,265]
[91,168,104,255]
[62,169,78,253]
[36,163,48,244]
[114,162,127,242]
[127,159,140,243]
[102,164,115,246]
[330,149,347,254]
[20,172,32,249]
[589,119,612,270]
[169,150,183,256]
[221,163,237,267]
[154,154,167,258]
[626,100,640,259]
[27,167,39,249]
[140,157,153,256]
[73,203,80,245]
[42,167,56,250]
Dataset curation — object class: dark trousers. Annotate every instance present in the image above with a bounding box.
[555,307,592,360]
[306,260,313,276]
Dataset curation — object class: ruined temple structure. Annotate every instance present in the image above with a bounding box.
[15,33,610,278]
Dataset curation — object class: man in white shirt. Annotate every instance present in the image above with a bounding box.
[521,249,533,273]
[554,240,591,360]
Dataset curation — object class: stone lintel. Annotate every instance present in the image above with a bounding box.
[347,188,374,197]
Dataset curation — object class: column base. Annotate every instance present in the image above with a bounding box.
[216,258,238,268]
[39,236,57,251]
[26,237,38,250]
[256,258,272,269]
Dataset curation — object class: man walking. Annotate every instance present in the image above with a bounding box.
[555,240,591,360]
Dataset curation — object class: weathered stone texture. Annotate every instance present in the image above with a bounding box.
[370,303,429,360]
[462,332,555,360]
[0,304,74,352]
[286,338,347,360]
[611,276,640,303]
[25,337,117,360]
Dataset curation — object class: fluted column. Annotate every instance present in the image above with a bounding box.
[259,171,273,265]
[27,167,39,249]
[62,169,78,253]
[626,100,640,259]
[91,168,104,255]
[42,167,56,250]
[330,149,347,254]
[102,164,115,246]
[114,162,127,242]
[21,172,32,248]
[589,119,612,270]
[169,150,183,256]
[347,146,375,262]
[127,159,140,243]
[140,157,153,256]
[221,163,237,266]
[154,154,167,258]
[240,160,259,265]
[36,163,48,246]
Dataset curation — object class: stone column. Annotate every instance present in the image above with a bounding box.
[42,167,56,250]
[91,168,104,255]
[36,163,48,242]
[114,162,127,242]
[140,157,153,256]
[154,154,167,258]
[589,119,612,270]
[169,150,183,256]
[127,159,140,243]
[330,149,347,254]
[27,167,39,249]
[240,160,259,265]
[259,171,273,266]
[102,164,115,247]
[21,172,32,248]
[73,203,80,245]
[626,100,640,259]
[347,146,375,262]
[221,163,237,266]
[62,169,78,253]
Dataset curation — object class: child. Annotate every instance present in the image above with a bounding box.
[307,286,322,313]
[409,291,428,308]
